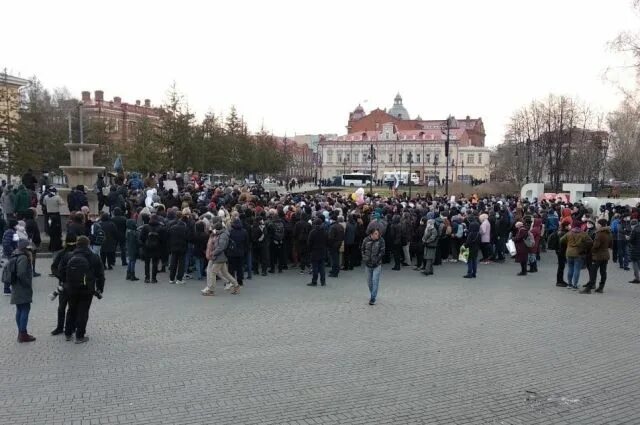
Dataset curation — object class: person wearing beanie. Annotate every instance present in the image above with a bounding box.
[8,239,35,342]
[50,233,78,335]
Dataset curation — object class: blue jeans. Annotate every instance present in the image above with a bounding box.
[466,257,478,277]
[194,257,205,280]
[617,240,629,269]
[127,258,136,275]
[15,303,30,333]
[311,258,326,284]
[184,243,194,275]
[365,265,381,302]
[566,257,583,287]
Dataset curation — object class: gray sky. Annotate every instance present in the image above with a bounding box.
[3,0,638,145]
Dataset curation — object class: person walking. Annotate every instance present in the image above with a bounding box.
[5,240,35,342]
[421,219,438,276]
[125,219,140,281]
[227,218,248,287]
[201,222,240,295]
[561,222,593,290]
[580,219,612,294]
[361,227,385,305]
[463,218,481,279]
[58,236,105,344]
[307,218,328,287]
[50,233,77,335]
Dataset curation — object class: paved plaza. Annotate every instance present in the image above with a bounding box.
[1,254,639,425]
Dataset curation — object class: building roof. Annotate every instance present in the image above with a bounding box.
[328,128,468,142]
[0,73,30,88]
[387,92,410,120]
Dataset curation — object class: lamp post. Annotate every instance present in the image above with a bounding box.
[461,160,464,184]
[399,148,403,188]
[408,152,414,199]
[342,158,347,177]
[441,115,459,197]
[367,143,376,195]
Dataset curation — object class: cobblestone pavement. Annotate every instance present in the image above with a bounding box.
[1,254,639,425]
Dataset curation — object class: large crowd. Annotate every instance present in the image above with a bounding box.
[3,168,640,344]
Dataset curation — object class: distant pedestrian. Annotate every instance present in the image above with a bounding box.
[307,218,327,287]
[561,222,593,290]
[125,219,140,281]
[361,227,385,305]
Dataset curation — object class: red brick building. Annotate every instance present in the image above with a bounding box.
[81,90,162,143]
[347,94,486,147]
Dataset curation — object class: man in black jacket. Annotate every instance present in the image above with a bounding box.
[167,213,188,284]
[139,214,167,283]
[58,236,105,344]
[252,216,269,276]
[50,233,77,336]
[307,218,328,286]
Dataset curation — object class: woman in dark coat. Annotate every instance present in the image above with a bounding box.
[192,221,209,280]
[513,221,529,276]
[9,241,35,342]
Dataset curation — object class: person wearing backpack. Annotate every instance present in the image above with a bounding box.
[5,240,35,342]
[58,236,105,344]
[125,219,140,281]
[267,211,286,273]
[50,233,78,336]
[88,214,105,257]
[139,214,166,283]
[227,218,248,286]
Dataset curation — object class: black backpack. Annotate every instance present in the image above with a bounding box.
[272,220,285,243]
[65,252,94,291]
[90,223,105,246]
[146,228,161,250]
[225,236,239,257]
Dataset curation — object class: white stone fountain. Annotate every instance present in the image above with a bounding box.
[59,143,105,214]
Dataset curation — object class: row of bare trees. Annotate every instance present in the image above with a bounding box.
[492,95,608,191]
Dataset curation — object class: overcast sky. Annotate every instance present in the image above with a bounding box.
[3,0,638,145]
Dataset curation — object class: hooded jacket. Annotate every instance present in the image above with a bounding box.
[125,219,139,258]
[9,250,32,305]
[211,228,230,263]
[228,220,248,258]
[561,228,592,258]
[361,234,385,267]
[590,226,612,262]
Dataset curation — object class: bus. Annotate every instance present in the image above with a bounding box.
[383,171,420,185]
[342,173,372,187]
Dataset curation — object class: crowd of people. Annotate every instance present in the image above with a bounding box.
[3,168,640,344]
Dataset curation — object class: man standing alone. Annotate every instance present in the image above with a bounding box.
[361,228,385,305]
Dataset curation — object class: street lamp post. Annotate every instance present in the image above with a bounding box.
[399,148,403,189]
[461,160,464,184]
[441,115,459,197]
[367,143,376,195]
[433,157,438,197]
[408,152,413,199]
[342,158,347,177]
